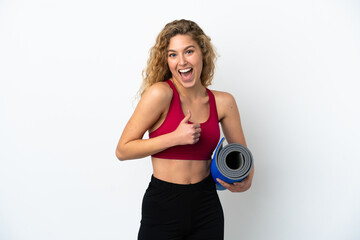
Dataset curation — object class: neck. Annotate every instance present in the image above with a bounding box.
[170,79,207,100]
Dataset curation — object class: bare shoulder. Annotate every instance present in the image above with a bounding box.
[128,82,173,131]
[139,82,173,109]
[210,90,238,121]
[211,90,236,105]
[142,81,173,101]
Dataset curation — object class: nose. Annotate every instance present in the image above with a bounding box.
[179,54,187,66]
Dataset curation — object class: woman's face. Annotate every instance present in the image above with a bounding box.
[167,34,203,88]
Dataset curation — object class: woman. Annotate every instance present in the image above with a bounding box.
[116,19,254,240]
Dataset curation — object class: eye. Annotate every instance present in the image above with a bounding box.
[186,50,194,54]
[169,53,176,58]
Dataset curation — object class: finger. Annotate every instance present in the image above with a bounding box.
[233,181,245,187]
[181,110,191,123]
[194,125,201,133]
[234,177,248,186]
[216,178,233,190]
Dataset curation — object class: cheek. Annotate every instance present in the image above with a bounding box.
[196,57,203,72]
[167,60,175,71]
[195,52,203,65]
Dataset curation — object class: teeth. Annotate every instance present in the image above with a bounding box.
[179,68,192,73]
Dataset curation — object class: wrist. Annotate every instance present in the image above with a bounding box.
[165,131,179,147]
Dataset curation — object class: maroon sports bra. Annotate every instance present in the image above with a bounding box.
[149,80,220,160]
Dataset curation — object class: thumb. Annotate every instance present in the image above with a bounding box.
[181,110,191,123]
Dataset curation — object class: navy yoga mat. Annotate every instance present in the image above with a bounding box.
[211,137,254,190]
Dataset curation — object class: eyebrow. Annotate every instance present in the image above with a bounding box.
[167,45,196,52]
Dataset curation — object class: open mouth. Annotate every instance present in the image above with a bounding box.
[178,68,193,81]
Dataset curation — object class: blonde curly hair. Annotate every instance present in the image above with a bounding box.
[139,19,217,96]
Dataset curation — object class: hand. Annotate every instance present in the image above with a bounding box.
[216,176,252,193]
[173,110,201,145]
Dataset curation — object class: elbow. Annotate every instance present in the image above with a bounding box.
[115,148,127,161]
[116,139,131,161]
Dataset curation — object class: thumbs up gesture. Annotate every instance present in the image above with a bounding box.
[174,110,201,145]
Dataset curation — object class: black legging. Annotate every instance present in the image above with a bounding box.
[138,174,224,240]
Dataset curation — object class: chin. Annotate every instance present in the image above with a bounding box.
[174,75,200,89]
[181,79,196,88]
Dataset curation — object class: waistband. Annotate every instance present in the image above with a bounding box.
[150,174,215,191]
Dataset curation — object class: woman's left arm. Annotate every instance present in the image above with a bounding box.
[214,91,255,193]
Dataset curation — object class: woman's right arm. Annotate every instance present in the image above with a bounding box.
[116,82,200,161]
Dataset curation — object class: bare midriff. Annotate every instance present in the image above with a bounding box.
[151,157,211,184]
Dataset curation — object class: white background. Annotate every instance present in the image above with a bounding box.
[1,0,359,239]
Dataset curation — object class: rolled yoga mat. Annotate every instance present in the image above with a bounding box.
[211,137,254,190]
